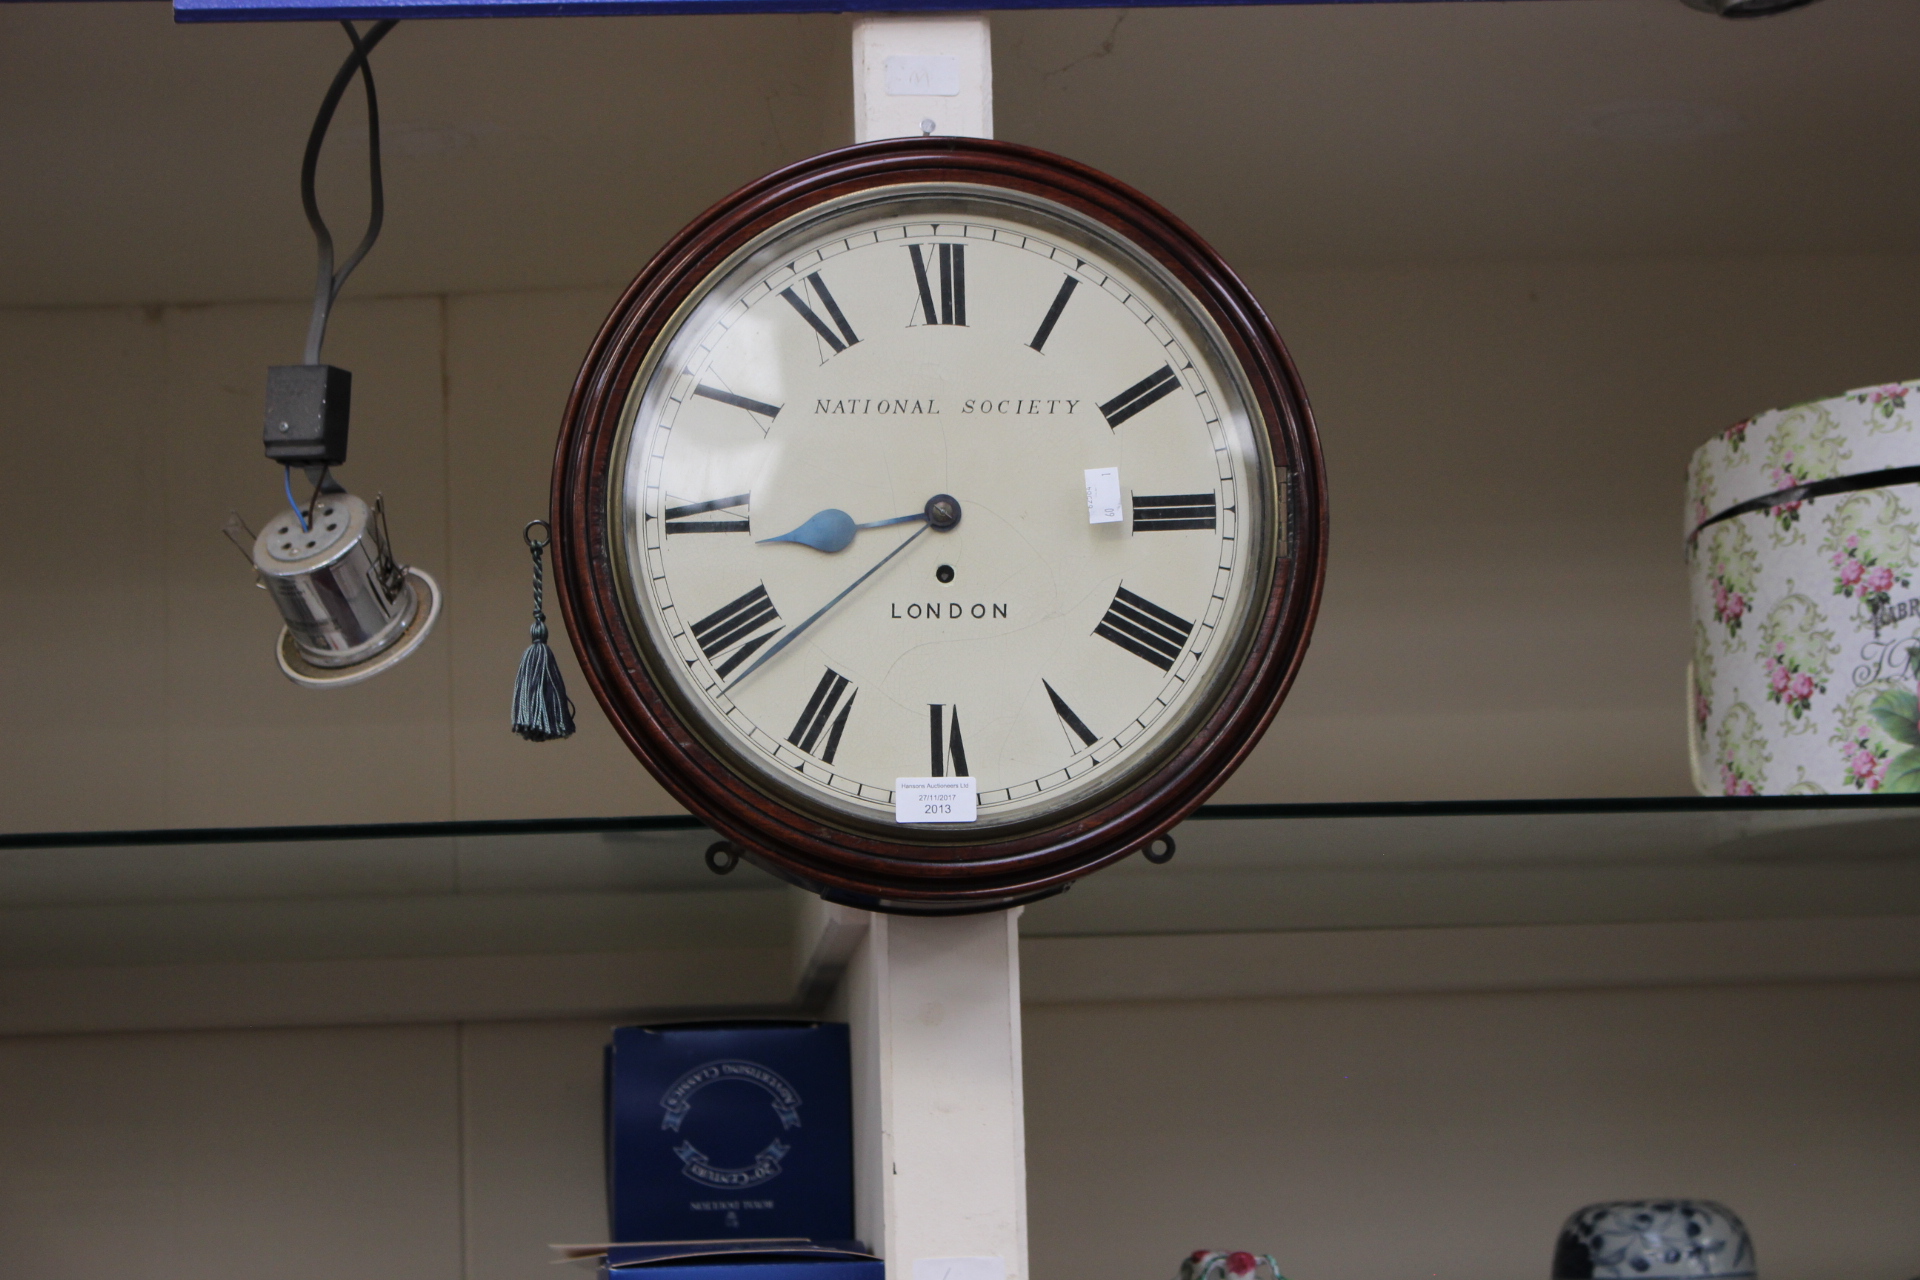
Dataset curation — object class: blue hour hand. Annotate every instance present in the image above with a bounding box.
[759,507,928,553]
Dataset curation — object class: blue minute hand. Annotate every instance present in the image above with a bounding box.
[728,523,931,688]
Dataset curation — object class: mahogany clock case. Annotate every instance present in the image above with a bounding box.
[552,136,1327,913]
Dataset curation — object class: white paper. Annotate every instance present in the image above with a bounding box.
[913,1260,1006,1280]
[1085,466,1123,524]
[885,55,961,97]
[895,777,978,823]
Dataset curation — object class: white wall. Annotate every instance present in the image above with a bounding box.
[2,977,1914,1280]
[7,251,1920,827]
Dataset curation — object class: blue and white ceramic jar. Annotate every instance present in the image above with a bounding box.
[1553,1200,1756,1279]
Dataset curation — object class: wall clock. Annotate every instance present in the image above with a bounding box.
[553,137,1325,913]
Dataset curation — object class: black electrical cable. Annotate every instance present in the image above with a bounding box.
[301,20,398,366]
[305,463,332,528]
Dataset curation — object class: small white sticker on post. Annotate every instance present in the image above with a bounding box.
[1085,467,1123,524]
[913,1260,1006,1280]
[885,55,961,97]
[895,777,978,823]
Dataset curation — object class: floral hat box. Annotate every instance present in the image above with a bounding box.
[1686,380,1920,795]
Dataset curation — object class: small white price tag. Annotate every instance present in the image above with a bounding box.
[914,1260,1006,1280]
[895,777,978,823]
[885,55,961,97]
[1085,467,1123,524]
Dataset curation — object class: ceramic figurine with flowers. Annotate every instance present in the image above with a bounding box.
[1178,1251,1287,1280]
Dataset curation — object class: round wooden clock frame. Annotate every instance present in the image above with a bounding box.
[552,136,1327,914]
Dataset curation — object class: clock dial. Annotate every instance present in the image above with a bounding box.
[608,185,1284,834]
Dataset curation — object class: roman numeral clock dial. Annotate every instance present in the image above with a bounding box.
[553,140,1324,910]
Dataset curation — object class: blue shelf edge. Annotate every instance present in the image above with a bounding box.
[165,0,1531,22]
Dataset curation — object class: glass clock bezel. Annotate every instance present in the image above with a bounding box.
[605,180,1281,842]
[552,137,1326,912]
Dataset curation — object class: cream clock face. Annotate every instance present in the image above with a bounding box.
[612,185,1282,834]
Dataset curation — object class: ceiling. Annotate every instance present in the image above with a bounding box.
[0,0,1915,308]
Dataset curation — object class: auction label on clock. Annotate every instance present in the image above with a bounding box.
[1084,466,1123,524]
[895,777,979,823]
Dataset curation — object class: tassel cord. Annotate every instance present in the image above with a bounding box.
[528,534,550,645]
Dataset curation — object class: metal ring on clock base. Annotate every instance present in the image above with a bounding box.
[551,136,1327,913]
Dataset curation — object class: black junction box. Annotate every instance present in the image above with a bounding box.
[263,364,352,467]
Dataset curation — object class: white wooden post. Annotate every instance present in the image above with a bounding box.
[794,893,1030,1280]
[851,13,994,143]
[803,906,1030,1280]
[786,30,1027,1280]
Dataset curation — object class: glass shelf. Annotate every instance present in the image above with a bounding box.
[3,797,1917,971]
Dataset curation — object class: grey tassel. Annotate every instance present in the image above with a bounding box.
[513,520,575,741]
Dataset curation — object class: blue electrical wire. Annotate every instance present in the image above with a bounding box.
[284,467,310,532]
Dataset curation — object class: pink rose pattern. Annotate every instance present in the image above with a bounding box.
[1713,702,1769,796]
[1755,595,1836,736]
[1820,492,1917,625]
[1703,524,1758,639]
[1830,534,1909,618]
[1827,683,1911,794]
[1839,722,1890,791]
[1761,406,1848,534]
[1852,384,1910,425]
[1765,448,1807,530]
[1762,641,1825,718]
[1710,575,1747,632]
[1692,624,1715,731]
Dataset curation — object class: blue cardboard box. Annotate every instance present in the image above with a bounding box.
[598,1243,882,1280]
[606,1021,854,1245]
[602,1257,883,1280]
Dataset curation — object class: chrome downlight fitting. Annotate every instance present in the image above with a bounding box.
[236,20,440,688]
[255,490,439,687]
